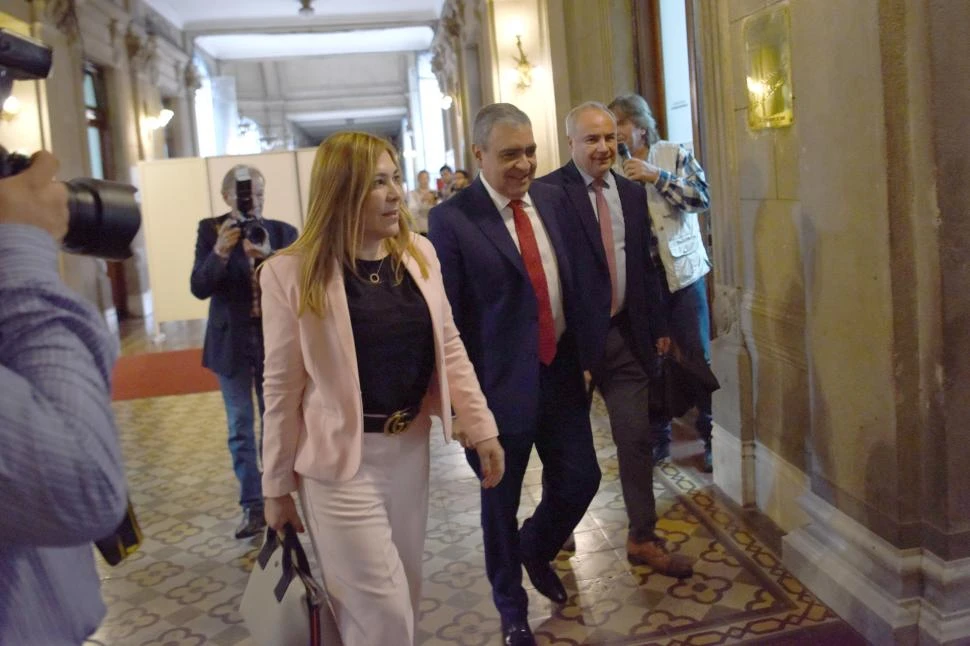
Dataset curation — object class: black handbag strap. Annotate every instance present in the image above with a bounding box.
[280,524,313,576]
[256,527,279,569]
[268,523,318,603]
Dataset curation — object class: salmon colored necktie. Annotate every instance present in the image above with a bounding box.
[592,179,619,315]
[510,199,557,365]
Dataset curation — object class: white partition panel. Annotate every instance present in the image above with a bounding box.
[206,152,304,231]
[141,150,315,326]
[139,157,211,323]
[296,147,318,220]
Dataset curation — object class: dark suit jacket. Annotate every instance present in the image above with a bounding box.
[190,214,298,377]
[537,161,669,374]
[428,177,582,436]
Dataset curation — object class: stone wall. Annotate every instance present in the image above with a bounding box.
[696,0,970,641]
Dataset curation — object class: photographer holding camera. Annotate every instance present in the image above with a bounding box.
[191,165,298,539]
[0,151,128,644]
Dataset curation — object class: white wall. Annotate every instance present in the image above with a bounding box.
[417,52,448,180]
[488,0,561,176]
[659,0,695,147]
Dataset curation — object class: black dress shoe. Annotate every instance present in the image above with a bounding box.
[521,555,567,604]
[234,506,266,539]
[502,620,536,646]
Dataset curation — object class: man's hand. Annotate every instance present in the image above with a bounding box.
[0,151,69,241]
[243,238,271,260]
[264,494,305,533]
[475,437,505,489]
[214,219,241,258]
[622,158,661,185]
[656,336,672,355]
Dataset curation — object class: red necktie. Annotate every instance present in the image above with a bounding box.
[592,179,619,315]
[510,199,557,365]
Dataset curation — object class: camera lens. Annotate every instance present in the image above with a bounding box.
[63,178,142,260]
[243,220,268,246]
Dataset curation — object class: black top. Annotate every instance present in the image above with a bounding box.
[344,257,435,414]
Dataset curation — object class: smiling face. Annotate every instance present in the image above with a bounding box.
[568,108,617,180]
[359,151,403,252]
[474,121,537,200]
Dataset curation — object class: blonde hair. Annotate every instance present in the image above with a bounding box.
[282,131,429,317]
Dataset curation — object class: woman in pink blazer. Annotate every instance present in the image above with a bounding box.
[260,131,505,646]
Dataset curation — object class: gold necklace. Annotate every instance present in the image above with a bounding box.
[366,255,387,284]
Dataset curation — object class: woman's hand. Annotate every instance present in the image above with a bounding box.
[474,437,505,489]
[264,494,305,533]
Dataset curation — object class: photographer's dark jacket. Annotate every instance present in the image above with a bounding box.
[190,213,298,377]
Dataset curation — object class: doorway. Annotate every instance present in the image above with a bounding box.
[84,63,128,320]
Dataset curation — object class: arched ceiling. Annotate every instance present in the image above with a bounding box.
[143,1,446,143]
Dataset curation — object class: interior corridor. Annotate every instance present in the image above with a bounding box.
[82,323,867,646]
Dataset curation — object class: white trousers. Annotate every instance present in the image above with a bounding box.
[299,425,430,646]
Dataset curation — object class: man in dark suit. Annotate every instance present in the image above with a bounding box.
[537,101,693,578]
[429,104,600,646]
[190,165,298,539]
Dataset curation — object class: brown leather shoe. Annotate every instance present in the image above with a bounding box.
[626,538,694,578]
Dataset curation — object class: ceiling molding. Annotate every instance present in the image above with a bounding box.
[184,15,435,38]
[194,27,434,61]
[141,0,185,29]
[236,85,409,102]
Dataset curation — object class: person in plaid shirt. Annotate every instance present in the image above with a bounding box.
[609,94,715,473]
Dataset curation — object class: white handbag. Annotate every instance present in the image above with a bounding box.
[240,525,341,646]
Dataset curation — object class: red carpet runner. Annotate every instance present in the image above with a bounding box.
[112,348,220,401]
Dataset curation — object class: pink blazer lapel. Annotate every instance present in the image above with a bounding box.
[325,260,360,388]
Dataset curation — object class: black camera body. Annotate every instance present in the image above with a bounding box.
[0,29,141,260]
[233,170,268,246]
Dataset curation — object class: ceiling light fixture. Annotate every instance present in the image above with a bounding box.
[298,0,315,17]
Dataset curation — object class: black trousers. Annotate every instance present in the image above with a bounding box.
[465,336,601,624]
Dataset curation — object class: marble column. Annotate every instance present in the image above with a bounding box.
[776,1,970,643]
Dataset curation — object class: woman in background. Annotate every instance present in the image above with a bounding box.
[405,169,438,233]
[259,131,504,646]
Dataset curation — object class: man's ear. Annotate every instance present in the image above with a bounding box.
[472,145,483,164]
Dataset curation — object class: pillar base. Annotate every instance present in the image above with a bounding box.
[783,491,970,645]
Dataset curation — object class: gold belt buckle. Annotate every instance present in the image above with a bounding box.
[383,409,413,435]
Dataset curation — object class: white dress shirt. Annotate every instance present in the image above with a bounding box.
[577,168,628,313]
[480,175,566,340]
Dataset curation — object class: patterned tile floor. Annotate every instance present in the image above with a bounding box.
[83,382,869,646]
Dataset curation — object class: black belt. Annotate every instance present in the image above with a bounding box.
[362,404,421,435]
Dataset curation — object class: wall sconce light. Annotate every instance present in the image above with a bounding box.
[440,93,453,111]
[144,108,175,131]
[1,95,22,121]
[513,35,533,90]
